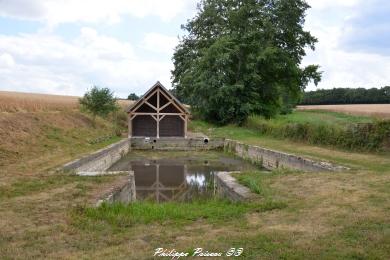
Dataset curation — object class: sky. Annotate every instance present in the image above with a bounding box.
[0,0,389,98]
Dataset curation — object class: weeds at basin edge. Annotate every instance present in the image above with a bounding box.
[233,169,302,197]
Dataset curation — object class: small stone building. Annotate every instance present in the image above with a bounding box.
[127,81,190,138]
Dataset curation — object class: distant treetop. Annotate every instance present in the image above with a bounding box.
[300,87,390,105]
[127,93,139,101]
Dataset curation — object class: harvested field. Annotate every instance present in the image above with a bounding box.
[0,91,134,112]
[297,104,390,119]
[0,91,79,112]
[117,99,135,110]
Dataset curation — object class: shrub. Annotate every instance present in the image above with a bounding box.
[79,86,119,127]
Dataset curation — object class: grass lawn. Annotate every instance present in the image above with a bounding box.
[190,111,390,172]
[249,110,374,126]
[1,110,389,259]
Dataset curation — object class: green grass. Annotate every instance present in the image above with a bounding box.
[192,110,390,152]
[73,199,287,230]
[2,109,390,259]
[40,124,122,157]
[0,174,114,199]
[233,169,304,206]
[229,169,390,259]
[233,169,298,197]
[249,110,373,127]
[234,172,267,196]
[245,111,390,151]
[222,224,390,259]
[190,114,390,172]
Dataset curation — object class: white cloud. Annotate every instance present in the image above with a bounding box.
[0,28,173,97]
[0,53,15,68]
[305,47,390,90]
[302,0,390,90]
[0,0,195,27]
[78,27,135,61]
[1,0,389,95]
[307,0,361,10]
[141,33,179,55]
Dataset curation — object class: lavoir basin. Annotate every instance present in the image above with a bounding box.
[107,151,260,203]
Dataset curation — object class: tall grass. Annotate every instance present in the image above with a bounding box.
[73,199,287,229]
[245,111,390,151]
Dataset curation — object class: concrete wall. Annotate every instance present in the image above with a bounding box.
[96,172,136,206]
[224,139,349,172]
[215,172,256,202]
[130,137,225,151]
[63,139,130,172]
[129,137,348,172]
[62,137,349,206]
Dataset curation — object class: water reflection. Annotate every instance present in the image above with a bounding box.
[108,153,258,203]
[132,162,218,202]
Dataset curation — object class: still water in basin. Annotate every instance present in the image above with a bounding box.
[108,151,259,203]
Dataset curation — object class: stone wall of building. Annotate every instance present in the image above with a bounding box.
[130,137,225,151]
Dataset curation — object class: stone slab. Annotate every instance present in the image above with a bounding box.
[215,171,257,202]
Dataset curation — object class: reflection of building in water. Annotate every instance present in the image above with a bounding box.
[132,162,188,202]
[132,162,216,202]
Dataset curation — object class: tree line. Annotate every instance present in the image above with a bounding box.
[300,87,390,105]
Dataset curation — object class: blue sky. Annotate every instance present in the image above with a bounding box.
[0,0,389,98]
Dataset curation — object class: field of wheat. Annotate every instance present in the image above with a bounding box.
[0,91,134,112]
[297,104,390,118]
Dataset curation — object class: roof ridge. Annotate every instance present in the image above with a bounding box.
[127,81,189,114]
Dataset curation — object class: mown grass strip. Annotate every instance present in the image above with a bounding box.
[72,199,287,229]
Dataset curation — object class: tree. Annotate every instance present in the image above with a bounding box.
[79,86,119,127]
[172,0,321,125]
[128,93,139,101]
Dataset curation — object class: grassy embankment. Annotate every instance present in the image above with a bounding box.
[185,110,390,258]
[0,92,134,258]
[1,93,389,259]
[74,110,389,258]
[237,110,388,151]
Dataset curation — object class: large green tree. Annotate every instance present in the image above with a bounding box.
[172,0,321,124]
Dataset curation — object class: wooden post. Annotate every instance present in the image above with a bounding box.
[128,113,132,138]
[157,89,160,139]
[184,115,188,139]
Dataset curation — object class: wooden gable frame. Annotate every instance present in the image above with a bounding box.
[127,81,190,138]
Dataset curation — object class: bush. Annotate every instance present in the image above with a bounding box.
[79,86,119,127]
